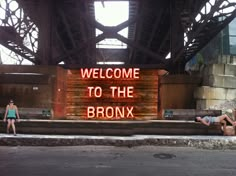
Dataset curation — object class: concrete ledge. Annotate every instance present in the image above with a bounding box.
[0,119,223,136]
[163,109,222,120]
[1,134,236,149]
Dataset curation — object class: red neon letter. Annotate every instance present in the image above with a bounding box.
[126,107,134,118]
[114,68,121,78]
[117,87,126,97]
[127,86,134,98]
[106,107,114,119]
[97,107,104,118]
[122,68,132,78]
[99,69,105,78]
[88,86,94,97]
[94,87,102,97]
[133,68,140,79]
[116,107,125,118]
[81,68,93,79]
[106,68,113,79]
[110,86,117,97]
[92,68,99,78]
[87,106,95,118]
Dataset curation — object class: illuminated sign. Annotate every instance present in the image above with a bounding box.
[80,68,140,119]
[66,68,159,120]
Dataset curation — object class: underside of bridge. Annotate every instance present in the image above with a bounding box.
[0,0,236,73]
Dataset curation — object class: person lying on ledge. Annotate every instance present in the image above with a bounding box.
[195,114,236,134]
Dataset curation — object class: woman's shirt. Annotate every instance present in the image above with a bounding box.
[202,116,217,124]
[7,108,16,118]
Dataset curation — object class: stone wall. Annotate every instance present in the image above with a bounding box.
[194,62,236,111]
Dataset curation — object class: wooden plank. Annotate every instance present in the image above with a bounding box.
[66,69,159,120]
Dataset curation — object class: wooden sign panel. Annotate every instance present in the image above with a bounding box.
[66,68,159,120]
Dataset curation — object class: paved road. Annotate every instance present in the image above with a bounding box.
[0,145,236,176]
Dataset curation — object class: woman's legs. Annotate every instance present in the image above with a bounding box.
[7,119,11,133]
[11,120,16,135]
[220,120,227,135]
[219,114,236,126]
[6,119,16,135]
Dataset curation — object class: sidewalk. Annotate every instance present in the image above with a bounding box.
[1,133,236,150]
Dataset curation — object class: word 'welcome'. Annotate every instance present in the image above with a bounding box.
[81,68,140,79]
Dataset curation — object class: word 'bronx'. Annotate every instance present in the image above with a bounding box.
[87,106,134,119]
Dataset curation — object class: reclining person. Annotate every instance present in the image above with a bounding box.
[195,114,236,134]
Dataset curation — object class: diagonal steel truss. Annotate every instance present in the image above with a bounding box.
[0,0,38,63]
[174,0,236,65]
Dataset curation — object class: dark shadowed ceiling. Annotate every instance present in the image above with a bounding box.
[0,0,236,73]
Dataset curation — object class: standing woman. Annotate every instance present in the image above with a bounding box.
[3,99,20,135]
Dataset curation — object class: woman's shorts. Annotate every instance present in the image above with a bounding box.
[212,116,221,123]
[7,117,16,120]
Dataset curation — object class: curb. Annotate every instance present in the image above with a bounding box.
[1,134,236,149]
